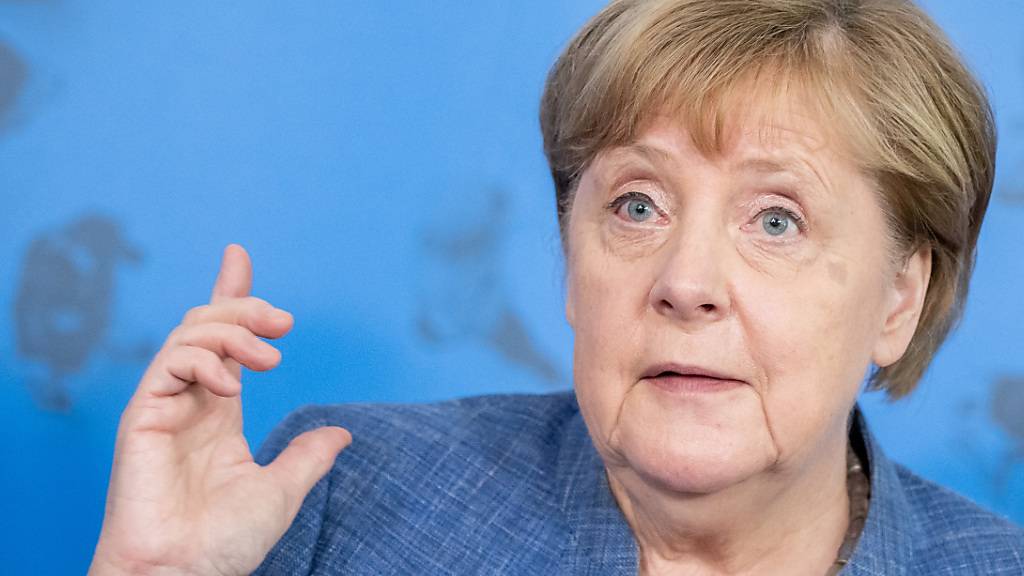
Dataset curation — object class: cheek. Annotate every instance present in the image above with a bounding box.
[566,235,651,451]
[737,254,886,459]
[566,216,651,349]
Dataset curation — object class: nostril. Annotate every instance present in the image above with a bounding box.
[698,303,715,313]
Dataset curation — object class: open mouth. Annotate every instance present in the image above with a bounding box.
[643,368,744,394]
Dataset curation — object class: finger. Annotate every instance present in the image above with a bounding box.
[169,323,282,372]
[264,427,352,517]
[209,245,253,380]
[181,298,293,340]
[210,244,253,305]
[150,345,241,397]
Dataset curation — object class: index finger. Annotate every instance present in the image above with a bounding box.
[210,244,253,305]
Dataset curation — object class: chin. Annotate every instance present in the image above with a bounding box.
[612,389,777,494]
[623,439,774,494]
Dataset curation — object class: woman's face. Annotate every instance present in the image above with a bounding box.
[565,98,929,494]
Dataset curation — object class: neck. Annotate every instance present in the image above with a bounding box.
[607,433,851,576]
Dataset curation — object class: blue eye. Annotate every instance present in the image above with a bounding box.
[761,209,795,236]
[626,199,654,222]
[607,192,661,223]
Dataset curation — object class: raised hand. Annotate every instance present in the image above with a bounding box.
[89,245,351,576]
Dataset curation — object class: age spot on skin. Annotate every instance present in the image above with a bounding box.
[827,260,848,286]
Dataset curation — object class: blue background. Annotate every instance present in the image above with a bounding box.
[0,2,1021,573]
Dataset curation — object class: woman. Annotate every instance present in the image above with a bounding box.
[89,1,1023,574]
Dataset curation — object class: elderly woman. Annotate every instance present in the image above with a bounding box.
[89,1,1022,574]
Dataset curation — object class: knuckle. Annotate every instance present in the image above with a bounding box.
[165,324,189,343]
[240,298,273,321]
[245,296,271,308]
[181,304,210,325]
[166,344,200,367]
[152,345,177,370]
[220,324,256,351]
[303,433,334,468]
[227,322,254,339]
[174,323,243,351]
[291,433,317,455]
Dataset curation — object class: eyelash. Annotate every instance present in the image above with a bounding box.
[605,191,662,216]
[756,205,807,233]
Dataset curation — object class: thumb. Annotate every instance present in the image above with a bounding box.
[264,426,352,517]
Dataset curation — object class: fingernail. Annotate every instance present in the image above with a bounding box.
[330,427,353,445]
[272,309,292,323]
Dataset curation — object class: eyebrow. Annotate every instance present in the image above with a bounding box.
[602,144,828,193]
[614,145,814,177]
[734,155,829,194]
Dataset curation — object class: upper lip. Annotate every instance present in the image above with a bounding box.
[640,363,744,382]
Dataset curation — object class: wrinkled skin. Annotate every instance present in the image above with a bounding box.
[565,102,930,574]
[89,245,351,576]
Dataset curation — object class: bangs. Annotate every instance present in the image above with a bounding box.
[541,0,997,398]
[545,0,880,208]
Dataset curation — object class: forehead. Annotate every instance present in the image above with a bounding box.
[599,93,852,182]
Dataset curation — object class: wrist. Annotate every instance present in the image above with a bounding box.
[88,550,132,576]
[88,542,166,576]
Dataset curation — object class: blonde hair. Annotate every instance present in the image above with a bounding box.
[540,0,996,398]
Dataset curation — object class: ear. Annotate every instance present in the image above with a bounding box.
[872,245,932,367]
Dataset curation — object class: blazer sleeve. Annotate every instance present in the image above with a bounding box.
[251,406,337,576]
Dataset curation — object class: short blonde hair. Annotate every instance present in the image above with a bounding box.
[540,0,996,398]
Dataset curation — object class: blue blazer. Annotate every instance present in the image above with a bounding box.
[253,392,1024,575]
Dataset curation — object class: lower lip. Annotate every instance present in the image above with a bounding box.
[646,375,744,394]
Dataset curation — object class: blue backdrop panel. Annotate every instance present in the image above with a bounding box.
[0,2,1020,574]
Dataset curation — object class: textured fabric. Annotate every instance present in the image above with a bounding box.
[252,393,1024,575]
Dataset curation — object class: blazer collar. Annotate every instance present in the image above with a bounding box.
[555,404,638,574]
[842,407,920,574]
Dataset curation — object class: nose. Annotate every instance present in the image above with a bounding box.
[648,229,731,325]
